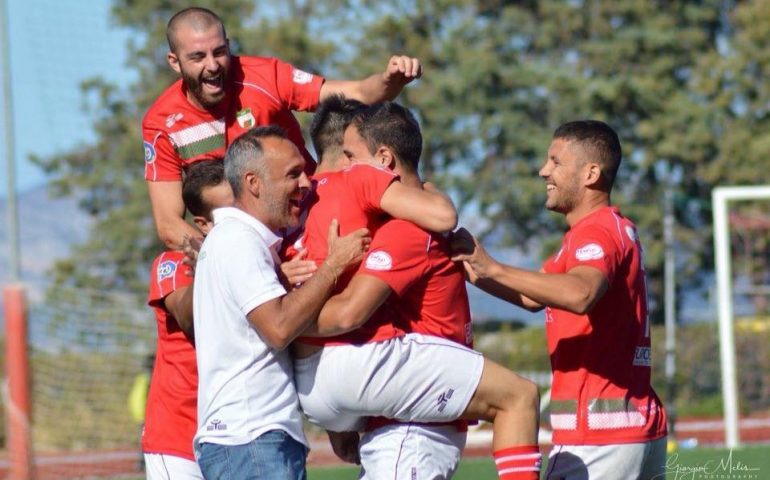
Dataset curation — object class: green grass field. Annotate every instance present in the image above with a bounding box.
[308,445,770,479]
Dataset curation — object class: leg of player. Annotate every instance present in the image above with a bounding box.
[461,358,542,480]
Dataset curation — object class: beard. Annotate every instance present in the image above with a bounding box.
[181,66,228,110]
[545,182,580,214]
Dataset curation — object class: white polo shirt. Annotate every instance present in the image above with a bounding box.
[192,207,306,448]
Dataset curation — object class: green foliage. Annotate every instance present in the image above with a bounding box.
[31,0,770,326]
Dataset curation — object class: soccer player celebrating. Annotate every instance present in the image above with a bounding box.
[143,7,422,251]
[143,160,233,479]
[293,101,542,480]
[452,120,668,479]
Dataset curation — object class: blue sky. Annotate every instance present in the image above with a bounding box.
[0,0,135,196]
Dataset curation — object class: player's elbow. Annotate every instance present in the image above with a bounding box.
[564,290,596,315]
[263,328,294,351]
[338,314,367,332]
[433,210,458,234]
[522,303,544,313]
[332,304,369,333]
[157,224,180,250]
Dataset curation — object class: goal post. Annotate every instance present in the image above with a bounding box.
[712,185,770,449]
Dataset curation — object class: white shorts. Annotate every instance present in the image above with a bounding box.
[144,453,203,480]
[545,437,666,480]
[294,333,484,432]
[359,423,467,480]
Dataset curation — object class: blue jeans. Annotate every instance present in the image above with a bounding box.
[196,430,307,480]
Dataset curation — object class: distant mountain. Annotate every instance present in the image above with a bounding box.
[0,186,92,290]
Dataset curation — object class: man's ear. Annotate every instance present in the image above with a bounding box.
[375,146,397,171]
[245,171,261,197]
[584,163,603,188]
[167,51,181,74]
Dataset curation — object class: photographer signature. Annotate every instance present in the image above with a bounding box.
[658,450,760,480]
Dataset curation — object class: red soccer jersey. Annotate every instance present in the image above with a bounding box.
[143,251,197,460]
[359,219,473,347]
[295,164,404,346]
[142,56,324,181]
[542,206,667,445]
[360,219,473,433]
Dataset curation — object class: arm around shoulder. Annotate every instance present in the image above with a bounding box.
[380,182,457,233]
[308,274,392,337]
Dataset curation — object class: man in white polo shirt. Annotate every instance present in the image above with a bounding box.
[192,125,371,480]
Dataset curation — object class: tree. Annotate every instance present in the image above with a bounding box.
[343,0,727,321]
[33,0,338,294]
[36,0,768,323]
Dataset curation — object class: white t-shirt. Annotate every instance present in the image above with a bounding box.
[192,207,307,448]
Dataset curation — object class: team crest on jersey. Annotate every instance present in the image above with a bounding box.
[575,243,604,261]
[236,108,255,129]
[157,260,176,281]
[292,68,314,85]
[165,112,183,128]
[143,141,156,164]
[365,250,393,271]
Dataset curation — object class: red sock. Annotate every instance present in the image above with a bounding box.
[493,445,542,480]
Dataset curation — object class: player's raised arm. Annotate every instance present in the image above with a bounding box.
[320,55,422,104]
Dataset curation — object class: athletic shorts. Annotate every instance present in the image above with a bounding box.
[294,333,485,432]
[545,437,667,480]
[358,423,467,480]
[144,452,203,480]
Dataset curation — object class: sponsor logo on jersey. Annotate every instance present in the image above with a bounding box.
[436,388,454,413]
[165,112,183,128]
[365,250,393,271]
[206,419,227,431]
[625,225,637,242]
[575,243,604,261]
[144,141,156,164]
[292,68,314,85]
[157,260,176,281]
[633,346,652,367]
[236,108,255,129]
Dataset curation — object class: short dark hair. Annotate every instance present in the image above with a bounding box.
[309,94,366,163]
[553,120,622,190]
[167,7,226,53]
[182,160,226,219]
[224,125,288,198]
[351,102,423,172]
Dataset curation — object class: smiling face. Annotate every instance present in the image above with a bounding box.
[539,138,587,215]
[167,23,231,110]
[257,137,311,230]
